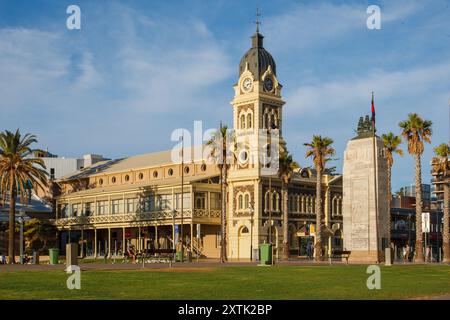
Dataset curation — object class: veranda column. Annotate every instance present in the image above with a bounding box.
[81,228,84,257]
[138,226,141,252]
[155,224,158,249]
[122,227,126,253]
[94,228,97,258]
[108,228,111,257]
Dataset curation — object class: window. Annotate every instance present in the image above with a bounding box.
[272,193,278,212]
[72,203,80,217]
[168,168,173,176]
[154,194,172,211]
[97,201,108,215]
[142,194,155,212]
[210,193,221,209]
[153,171,158,178]
[175,193,191,210]
[195,193,206,209]
[240,114,246,129]
[201,164,207,172]
[126,198,139,213]
[60,204,68,218]
[124,175,130,182]
[50,168,55,180]
[111,199,124,214]
[99,178,103,186]
[184,166,190,174]
[238,194,243,210]
[215,232,222,248]
[84,202,94,216]
[241,226,249,234]
[244,194,250,210]
[247,113,252,128]
[138,173,144,180]
[111,176,116,184]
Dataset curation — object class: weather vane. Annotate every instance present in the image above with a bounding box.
[254,6,261,32]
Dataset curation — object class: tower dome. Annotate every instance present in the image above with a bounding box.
[239,32,276,80]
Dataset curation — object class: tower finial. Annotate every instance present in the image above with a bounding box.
[254,6,261,33]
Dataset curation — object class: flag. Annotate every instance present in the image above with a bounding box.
[371,92,376,125]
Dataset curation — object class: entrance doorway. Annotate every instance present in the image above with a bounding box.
[238,226,250,260]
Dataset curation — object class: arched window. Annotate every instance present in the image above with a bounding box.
[240,114,246,129]
[270,114,275,128]
[238,194,243,210]
[265,191,270,211]
[272,192,279,212]
[244,194,250,210]
[264,113,269,129]
[247,113,252,129]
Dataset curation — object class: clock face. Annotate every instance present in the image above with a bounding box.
[242,78,253,92]
[264,77,274,92]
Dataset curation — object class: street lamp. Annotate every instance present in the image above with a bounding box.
[18,209,25,264]
[248,202,255,261]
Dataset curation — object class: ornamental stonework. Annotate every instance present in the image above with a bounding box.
[232,185,255,213]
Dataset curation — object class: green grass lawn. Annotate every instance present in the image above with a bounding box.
[0,265,449,300]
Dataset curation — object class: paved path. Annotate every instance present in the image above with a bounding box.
[0,258,350,272]
[1,258,447,272]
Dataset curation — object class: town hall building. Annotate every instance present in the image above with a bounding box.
[54,28,344,260]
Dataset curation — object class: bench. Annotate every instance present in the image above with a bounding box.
[142,249,176,264]
[332,250,351,264]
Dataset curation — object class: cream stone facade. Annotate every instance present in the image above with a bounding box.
[342,117,390,262]
[54,29,344,260]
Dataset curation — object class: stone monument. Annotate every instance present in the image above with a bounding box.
[342,116,389,263]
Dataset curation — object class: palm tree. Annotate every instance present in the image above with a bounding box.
[207,124,235,263]
[399,113,432,262]
[432,143,450,262]
[381,132,403,245]
[0,129,48,264]
[304,135,335,261]
[278,150,299,260]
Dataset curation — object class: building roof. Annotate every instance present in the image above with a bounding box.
[239,32,276,80]
[58,173,219,198]
[0,194,52,214]
[57,145,211,181]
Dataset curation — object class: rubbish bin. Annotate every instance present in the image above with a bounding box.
[175,251,183,262]
[49,248,59,265]
[259,243,272,265]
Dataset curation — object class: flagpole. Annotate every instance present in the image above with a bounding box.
[180,132,184,263]
[371,91,380,263]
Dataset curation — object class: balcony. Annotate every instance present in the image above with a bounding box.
[56,209,221,227]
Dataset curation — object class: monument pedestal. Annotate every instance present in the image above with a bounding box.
[342,116,390,264]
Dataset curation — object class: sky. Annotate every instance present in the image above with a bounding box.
[0,0,449,192]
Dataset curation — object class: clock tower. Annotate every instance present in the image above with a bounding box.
[227,27,286,260]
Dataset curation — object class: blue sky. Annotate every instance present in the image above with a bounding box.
[0,0,449,191]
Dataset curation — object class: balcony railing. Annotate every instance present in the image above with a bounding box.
[56,209,221,227]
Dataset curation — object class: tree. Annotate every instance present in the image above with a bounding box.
[23,218,57,253]
[399,113,432,262]
[381,132,403,245]
[432,143,450,262]
[278,150,299,260]
[304,135,335,261]
[0,129,48,264]
[207,124,236,263]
